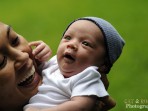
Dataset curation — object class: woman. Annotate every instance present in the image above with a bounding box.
[0,21,48,111]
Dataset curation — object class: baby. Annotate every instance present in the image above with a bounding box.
[25,17,125,111]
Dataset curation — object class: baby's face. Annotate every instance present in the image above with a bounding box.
[0,22,41,110]
[57,20,106,77]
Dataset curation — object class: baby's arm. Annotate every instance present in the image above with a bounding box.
[25,67,115,111]
[25,96,116,111]
[25,96,97,111]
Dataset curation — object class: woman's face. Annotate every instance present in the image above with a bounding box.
[0,22,42,111]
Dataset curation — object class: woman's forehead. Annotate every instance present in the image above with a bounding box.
[0,23,11,52]
[0,22,7,28]
[0,22,8,35]
[0,22,11,39]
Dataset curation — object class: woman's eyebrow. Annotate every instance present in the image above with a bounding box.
[7,25,11,39]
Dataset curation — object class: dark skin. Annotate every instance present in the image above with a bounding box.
[0,22,42,111]
[97,53,116,111]
[99,74,116,111]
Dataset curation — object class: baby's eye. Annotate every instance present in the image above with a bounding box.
[11,36,19,46]
[82,41,92,47]
[0,56,7,69]
[64,36,71,40]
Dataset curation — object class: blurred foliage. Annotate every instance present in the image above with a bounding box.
[0,0,148,110]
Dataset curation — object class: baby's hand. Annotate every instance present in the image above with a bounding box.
[29,40,52,62]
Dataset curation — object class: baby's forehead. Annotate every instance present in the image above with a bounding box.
[70,20,102,33]
[65,20,104,45]
[74,20,104,36]
[72,20,98,27]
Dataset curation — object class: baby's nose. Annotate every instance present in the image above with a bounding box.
[67,44,78,51]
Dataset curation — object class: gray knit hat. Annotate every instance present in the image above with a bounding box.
[63,17,125,65]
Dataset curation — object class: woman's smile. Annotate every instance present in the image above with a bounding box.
[0,22,42,111]
[18,65,35,87]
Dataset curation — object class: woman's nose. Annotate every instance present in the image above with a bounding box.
[10,48,30,71]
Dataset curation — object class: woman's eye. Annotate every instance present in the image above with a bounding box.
[64,36,71,40]
[0,56,7,69]
[11,36,19,46]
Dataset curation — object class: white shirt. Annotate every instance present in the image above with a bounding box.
[24,56,108,109]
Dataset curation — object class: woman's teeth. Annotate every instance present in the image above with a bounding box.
[18,66,35,86]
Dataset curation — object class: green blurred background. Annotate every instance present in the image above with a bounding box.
[0,0,148,110]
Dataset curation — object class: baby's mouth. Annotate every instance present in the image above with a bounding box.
[64,53,75,62]
[17,66,35,87]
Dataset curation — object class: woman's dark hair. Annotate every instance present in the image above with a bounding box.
[98,52,113,74]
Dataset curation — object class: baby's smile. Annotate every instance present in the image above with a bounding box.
[63,52,76,63]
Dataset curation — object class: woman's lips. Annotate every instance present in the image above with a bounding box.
[18,65,35,87]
